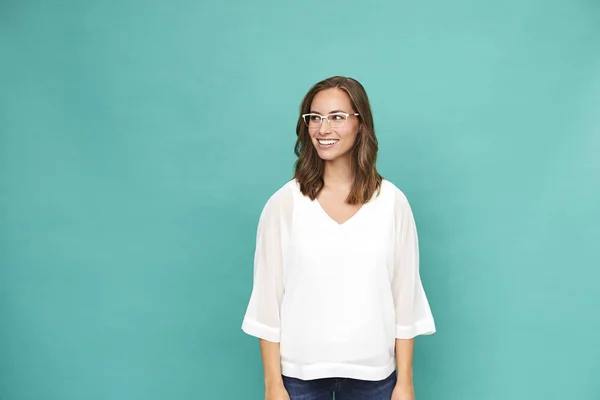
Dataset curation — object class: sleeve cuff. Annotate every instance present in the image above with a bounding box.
[241,318,281,343]
[396,318,436,339]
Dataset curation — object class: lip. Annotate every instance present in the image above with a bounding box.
[316,138,339,149]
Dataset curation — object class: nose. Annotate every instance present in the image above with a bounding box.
[318,118,332,135]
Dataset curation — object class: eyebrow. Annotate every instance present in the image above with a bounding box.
[308,109,350,114]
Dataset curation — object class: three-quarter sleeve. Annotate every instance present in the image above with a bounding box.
[241,187,291,343]
[392,189,436,339]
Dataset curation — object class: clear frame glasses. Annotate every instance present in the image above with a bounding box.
[301,112,360,129]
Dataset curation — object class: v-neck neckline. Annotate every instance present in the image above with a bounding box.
[313,197,367,227]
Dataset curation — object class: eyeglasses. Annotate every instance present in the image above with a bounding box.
[301,112,360,129]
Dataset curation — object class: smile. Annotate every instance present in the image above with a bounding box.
[317,139,339,148]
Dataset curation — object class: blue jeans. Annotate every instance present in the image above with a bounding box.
[282,370,397,400]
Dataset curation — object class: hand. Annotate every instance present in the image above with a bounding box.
[265,383,290,400]
[391,382,415,400]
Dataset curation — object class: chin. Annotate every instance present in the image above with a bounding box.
[316,151,337,161]
[315,148,350,162]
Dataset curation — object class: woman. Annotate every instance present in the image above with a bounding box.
[242,76,436,400]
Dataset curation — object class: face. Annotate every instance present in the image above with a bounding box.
[307,88,360,162]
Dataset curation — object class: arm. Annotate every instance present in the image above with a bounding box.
[395,338,414,386]
[393,339,415,399]
[260,339,288,398]
[241,188,292,399]
[391,189,436,399]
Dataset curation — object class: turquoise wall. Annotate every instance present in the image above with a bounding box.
[1,1,599,399]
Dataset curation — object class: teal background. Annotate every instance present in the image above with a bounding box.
[1,1,599,399]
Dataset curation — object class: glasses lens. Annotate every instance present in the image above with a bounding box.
[329,113,347,128]
[303,114,322,128]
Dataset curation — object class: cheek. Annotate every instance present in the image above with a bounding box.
[339,128,359,146]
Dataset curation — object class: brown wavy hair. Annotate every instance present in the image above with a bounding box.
[293,76,382,204]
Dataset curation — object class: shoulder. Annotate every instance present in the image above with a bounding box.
[380,179,410,207]
[259,179,297,221]
[264,179,297,207]
[380,179,416,223]
[381,180,419,235]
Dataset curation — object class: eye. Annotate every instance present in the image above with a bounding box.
[310,115,321,121]
[330,114,344,121]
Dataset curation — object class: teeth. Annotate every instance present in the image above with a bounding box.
[318,140,338,145]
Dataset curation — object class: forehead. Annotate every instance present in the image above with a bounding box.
[310,88,353,112]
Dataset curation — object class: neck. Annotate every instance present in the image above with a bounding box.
[323,155,353,190]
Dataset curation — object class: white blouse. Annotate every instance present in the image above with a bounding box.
[241,179,436,381]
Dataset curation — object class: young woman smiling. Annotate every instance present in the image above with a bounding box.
[242,76,436,400]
